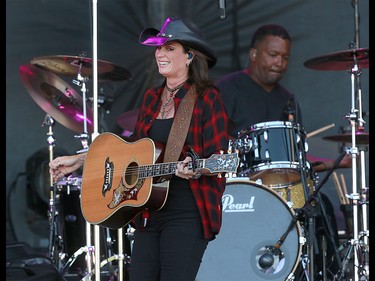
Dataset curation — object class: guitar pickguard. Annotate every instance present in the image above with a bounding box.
[107,177,145,209]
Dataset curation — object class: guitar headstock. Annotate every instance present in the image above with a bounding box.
[204,151,239,175]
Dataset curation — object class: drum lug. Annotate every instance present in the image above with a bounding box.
[304,141,309,152]
[265,149,270,159]
[264,130,268,142]
[286,201,294,209]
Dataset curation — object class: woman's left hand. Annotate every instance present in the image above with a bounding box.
[176,156,201,179]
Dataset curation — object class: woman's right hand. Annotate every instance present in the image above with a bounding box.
[49,153,87,181]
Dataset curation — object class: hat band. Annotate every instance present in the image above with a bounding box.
[157,32,172,38]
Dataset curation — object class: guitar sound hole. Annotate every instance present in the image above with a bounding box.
[124,162,139,185]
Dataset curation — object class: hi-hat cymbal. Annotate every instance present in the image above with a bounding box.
[31,55,131,81]
[20,64,94,133]
[304,48,369,71]
[322,131,369,144]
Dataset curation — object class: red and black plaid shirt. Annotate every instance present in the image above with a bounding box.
[132,81,230,240]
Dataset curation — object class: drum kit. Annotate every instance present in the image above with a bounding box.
[197,8,369,281]
[198,64,369,281]
[20,55,134,280]
[19,6,368,281]
[19,51,369,281]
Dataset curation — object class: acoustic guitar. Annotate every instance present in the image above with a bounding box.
[80,132,239,229]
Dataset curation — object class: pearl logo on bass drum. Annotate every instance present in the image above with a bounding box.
[222,193,255,213]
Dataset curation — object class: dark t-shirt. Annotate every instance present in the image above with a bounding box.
[216,70,303,137]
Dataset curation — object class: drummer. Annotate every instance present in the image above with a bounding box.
[216,24,351,173]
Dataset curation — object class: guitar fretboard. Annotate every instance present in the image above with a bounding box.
[138,160,204,179]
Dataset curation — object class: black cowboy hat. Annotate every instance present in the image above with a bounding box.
[139,16,217,68]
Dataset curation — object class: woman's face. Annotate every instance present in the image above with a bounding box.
[155,41,190,79]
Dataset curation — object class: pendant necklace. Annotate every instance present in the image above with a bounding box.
[160,80,186,118]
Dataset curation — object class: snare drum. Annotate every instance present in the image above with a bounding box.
[271,178,315,209]
[234,121,308,186]
[196,179,304,281]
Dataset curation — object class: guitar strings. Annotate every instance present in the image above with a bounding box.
[122,161,195,174]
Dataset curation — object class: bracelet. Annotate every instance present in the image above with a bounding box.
[192,169,202,179]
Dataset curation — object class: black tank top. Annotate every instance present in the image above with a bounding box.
[148,118,197,211]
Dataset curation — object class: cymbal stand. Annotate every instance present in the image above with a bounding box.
[334,1,369,280]
[336,59,369,281]
[335,71,369,281]
[72,57,90,153]
[356,68,369,280]
[43,112,92,274]
[70,57,128,279]
[61,59,95,276]
[43,114,60,265]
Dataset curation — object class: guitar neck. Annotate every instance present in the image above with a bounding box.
[138,159,203,179]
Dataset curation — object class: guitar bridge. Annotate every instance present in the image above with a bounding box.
[102,157,114,196]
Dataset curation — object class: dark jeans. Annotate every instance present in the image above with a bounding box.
[129,209,209,281]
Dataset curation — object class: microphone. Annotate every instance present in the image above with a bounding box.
[219,0,226,19]
[283,97,295,122]
[259,252,274,269]
[258,246,282,270]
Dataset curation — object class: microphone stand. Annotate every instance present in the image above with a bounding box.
[271,150,347,280]
[287,106,317,280]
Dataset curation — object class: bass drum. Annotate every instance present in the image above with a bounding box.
[196,179,304,281]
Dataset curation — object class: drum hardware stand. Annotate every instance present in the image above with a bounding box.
[72,59,126,279]
[293,120,345,281]
[298,130,316,281]
[270,150,347,281]
[42,114,62,267]
[77,227,129,281]
[288,114,318,281]
[71,53,91,154]
[335,49,369,281]
[347,1,369,278]
[43,112,89,274]
[67,52,129,279]
[300,254,311,281]
[334,230,368,281]
[59,245,94,276]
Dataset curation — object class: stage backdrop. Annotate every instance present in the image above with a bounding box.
[6,0,369,250]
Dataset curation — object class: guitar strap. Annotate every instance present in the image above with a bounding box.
[160,84,197,182]
[140,85,197,227]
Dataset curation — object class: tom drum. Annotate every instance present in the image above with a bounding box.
[233,121,308,187]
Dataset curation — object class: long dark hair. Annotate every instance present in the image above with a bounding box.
[181,43,217,97]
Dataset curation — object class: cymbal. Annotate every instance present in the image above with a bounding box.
[31,55,131,81]
[19,64,94,133]
[322,131,369,144]
[304,48,369,71]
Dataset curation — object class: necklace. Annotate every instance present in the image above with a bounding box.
[159,80,187,119]
[165,80,186,93]
[160,90,176,119]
